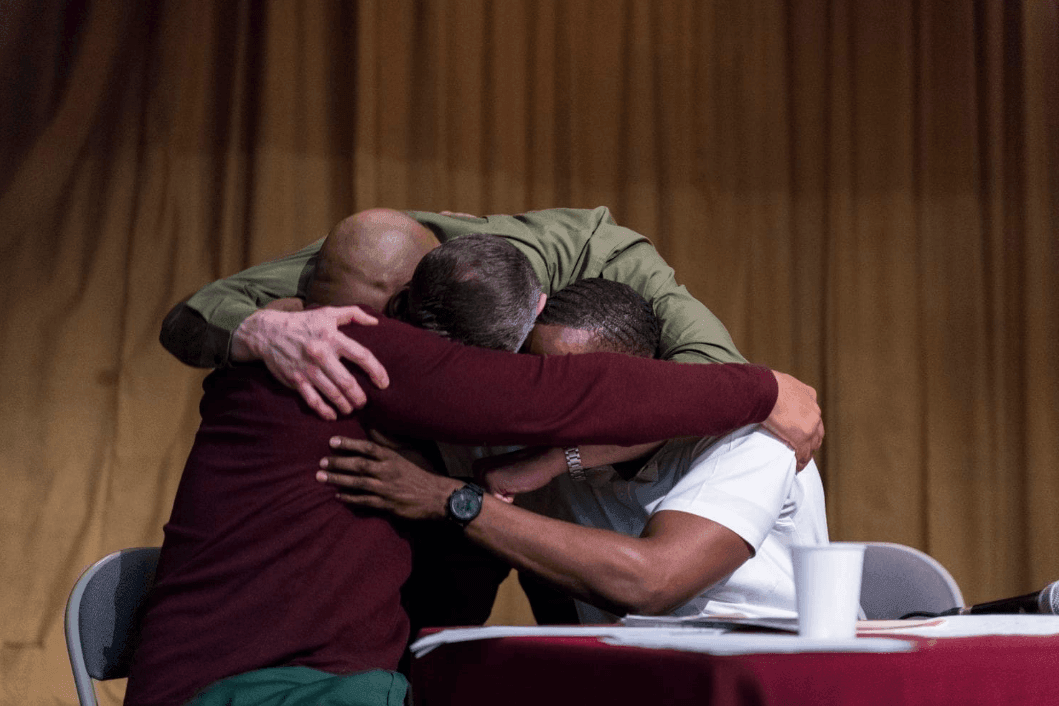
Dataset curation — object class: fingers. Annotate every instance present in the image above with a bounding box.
[304,339,364,412]
[334,335,389,390]
[762,370,826,473]
[326,306,389,389]
[317,468,370,489]
[332,305,379,327]
[306,366,359,415]
[328,435,391,458]
[316,466,385,489]
[335,492,386,508]
[296,380,338,421]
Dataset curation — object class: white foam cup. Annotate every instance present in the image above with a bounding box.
[791,542,865,639]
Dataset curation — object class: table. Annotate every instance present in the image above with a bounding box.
[410,631,1059,705]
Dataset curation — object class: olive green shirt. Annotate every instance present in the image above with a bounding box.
[160,207,745,367]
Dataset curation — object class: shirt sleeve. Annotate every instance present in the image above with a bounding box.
[159,239,323,367]
[415,207,746,364]
[646,429,797,552]
[351,315,776,447]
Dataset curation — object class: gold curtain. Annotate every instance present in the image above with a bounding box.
[2,1,1056,703]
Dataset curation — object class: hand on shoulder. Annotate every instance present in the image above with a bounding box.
[231,305,389,420]
[761,371,824,471]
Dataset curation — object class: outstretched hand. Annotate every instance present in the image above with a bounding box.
[761,371,825,471]
[316,437,458,520]
[231,306,389,420]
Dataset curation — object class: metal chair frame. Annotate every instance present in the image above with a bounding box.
[860,541,964,619]
[64,547,160,706]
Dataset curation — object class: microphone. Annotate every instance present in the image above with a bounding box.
[941,581,1059,616]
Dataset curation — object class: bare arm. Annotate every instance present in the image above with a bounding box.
[319,440,751,616]
[474,442,665,501]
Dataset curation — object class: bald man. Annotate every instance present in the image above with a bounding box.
[227,209,441,416]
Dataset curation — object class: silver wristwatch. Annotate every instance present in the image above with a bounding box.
[564,446,586,482]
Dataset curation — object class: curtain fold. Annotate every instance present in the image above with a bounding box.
[1,2,1056,703]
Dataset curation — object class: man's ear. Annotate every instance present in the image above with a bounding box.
[386,284,411,318]
[535,292,547,316]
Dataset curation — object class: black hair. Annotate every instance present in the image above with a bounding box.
[387,233,542,351]
[536,278,660,358]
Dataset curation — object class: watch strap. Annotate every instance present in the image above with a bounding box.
[564,446,586,482]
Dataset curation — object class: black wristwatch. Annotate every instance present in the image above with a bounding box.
[446,483,485,528]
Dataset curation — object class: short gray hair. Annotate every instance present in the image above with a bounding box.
[388,234,542,351]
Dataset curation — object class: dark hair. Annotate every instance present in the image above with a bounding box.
[387,233,542,351]
[536,278,660,358]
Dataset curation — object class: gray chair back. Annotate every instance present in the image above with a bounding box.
[859,541,963,619]
[64,547,161,706]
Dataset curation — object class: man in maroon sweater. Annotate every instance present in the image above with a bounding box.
[125,223,801,706]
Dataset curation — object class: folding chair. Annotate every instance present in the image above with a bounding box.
[64,547,160,706]
[859,541,964,619]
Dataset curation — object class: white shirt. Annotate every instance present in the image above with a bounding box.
[554,425,829,621]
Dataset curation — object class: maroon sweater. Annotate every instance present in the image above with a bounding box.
[124,315,776,706]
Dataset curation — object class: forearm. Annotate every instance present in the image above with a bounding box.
[159,239,322,367]
[463,499,749,616]
[353,318,777,449]
[577,441,666,468]
[478,442,667,498]
[466,496,662,615]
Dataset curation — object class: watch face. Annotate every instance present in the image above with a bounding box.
[449,486,482,523]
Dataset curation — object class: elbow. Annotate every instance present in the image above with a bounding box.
[601,548,687,616]
[626,583,687,617]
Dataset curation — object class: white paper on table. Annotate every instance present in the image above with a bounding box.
[408,625,914,658]
[409,625,726,658]
[600,630,913,655]
[856,614,1059,638]
[621,614,798,632]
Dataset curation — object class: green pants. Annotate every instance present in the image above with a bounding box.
[186,666,408,706]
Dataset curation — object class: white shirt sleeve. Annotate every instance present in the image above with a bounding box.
[644,426,797,553]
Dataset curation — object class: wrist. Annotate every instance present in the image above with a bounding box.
[231,309,274,362]
[542,446,574,481]
[564,446,586,481]
[444,481,485,527]
[434,477,464,521]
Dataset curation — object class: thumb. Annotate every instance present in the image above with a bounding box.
[331,305,379,327]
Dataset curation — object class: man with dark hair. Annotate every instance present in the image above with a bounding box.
[531,277,660,358]
[128,220,804,706]
[523,279,829,621]
[321,279,829,622]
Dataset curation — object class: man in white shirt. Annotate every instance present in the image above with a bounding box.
[321,278,829,620]
[505,278,829,621]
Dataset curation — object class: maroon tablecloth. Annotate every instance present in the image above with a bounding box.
[410,631,1059,705]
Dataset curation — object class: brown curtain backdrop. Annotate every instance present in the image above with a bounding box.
[2,1,1056,703]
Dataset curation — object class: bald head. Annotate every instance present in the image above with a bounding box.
[306,208,440,311]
